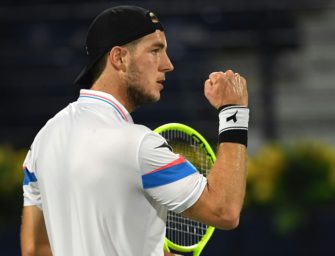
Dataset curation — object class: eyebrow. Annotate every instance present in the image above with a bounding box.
[151,42,167,49]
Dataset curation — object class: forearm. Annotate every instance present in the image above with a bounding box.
[206,142,247,219]
[21,206,52,256]
[21,244,52,256]
[182,70,249,230]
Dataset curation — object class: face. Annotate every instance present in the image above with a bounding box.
[122,30,174,108]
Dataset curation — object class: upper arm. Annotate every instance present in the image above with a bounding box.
[21,147,52,255]
[139,132,207,213]
[21,206,52,256]
[180,180,240,230]
[23,148,42,209]
[179,186,235,228]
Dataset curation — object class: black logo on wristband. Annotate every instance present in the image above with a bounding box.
[226,110,238,123]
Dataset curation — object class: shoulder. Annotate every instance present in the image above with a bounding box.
[122,123,163,141]
[120,124,169,158]
[124,123,152,134]
[28,104,73,151]
[38,103,73,131]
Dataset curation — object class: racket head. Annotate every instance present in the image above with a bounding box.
[154,123,216,255]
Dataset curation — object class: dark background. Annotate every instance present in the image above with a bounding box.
[1,0,335,255]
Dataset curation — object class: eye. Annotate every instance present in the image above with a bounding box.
[151,49,160,54]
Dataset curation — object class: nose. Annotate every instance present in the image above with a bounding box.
[161,52,174,73]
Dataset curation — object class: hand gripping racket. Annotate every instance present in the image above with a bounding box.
[154,123,216,256]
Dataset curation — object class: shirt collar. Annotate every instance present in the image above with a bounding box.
[78,89,133,123]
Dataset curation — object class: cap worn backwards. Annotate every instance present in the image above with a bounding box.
[74,5,164,88]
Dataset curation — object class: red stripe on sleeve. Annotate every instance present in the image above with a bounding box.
[147,156,186,174]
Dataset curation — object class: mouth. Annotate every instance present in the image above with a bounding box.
[156,79,165,88]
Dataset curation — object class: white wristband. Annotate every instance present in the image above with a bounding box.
[219,106,249,133]
[218,105,249,146]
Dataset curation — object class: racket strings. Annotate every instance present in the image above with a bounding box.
[166,212,208,246]
[161,129,213,246]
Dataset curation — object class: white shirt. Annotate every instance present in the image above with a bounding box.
[23,89,207,256]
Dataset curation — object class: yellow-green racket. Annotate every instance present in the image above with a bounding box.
[154,123,216,256]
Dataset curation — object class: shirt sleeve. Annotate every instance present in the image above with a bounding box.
[22,147,42,209]
[139,132,207,213]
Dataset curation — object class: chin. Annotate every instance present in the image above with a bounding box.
[153,93,161,102]
[148,90,160,102]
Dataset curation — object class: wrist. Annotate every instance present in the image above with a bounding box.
[218,105,249,147]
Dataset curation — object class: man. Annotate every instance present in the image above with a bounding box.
[21,5,249,256]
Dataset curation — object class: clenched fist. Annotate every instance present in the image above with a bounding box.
[204,70,248,109]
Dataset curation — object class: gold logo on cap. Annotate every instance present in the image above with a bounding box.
[149,12,159,23]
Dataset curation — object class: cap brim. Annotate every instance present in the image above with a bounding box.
[74,66,91,88]
[74,53,104,88]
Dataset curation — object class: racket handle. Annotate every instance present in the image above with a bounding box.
[163,239,170,252]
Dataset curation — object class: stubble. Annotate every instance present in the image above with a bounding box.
[125,60,158,108]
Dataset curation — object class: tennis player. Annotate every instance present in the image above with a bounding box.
[21,5,249,256]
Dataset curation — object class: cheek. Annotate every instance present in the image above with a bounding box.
[139,54,158,70]
[138,63,157,82]
[131,55,158,86]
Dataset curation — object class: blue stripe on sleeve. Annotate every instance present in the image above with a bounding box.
[23,167,37,185]
[142,161,197,189]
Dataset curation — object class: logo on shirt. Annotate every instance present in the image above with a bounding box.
[155,142,172,152]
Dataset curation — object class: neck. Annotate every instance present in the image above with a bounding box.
[91,76,135,113]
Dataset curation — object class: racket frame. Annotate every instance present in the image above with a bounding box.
[154,123,216,256]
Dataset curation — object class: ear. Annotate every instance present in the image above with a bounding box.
[108,46,127,71]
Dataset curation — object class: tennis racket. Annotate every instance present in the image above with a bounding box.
[154,123,216,256]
